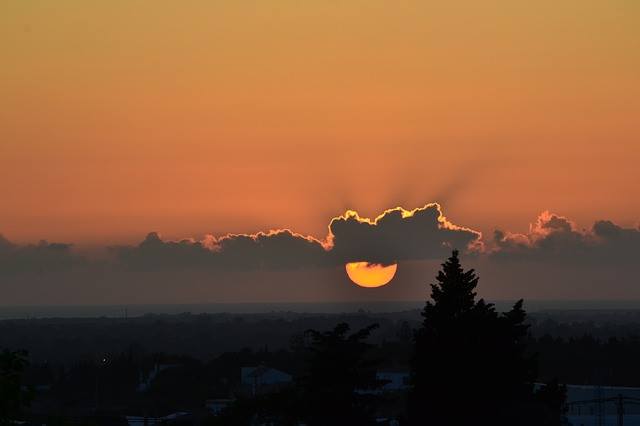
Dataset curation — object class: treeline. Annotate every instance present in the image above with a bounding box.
[0,313,415,365]
[532,334,640,386]
[5,311,640,366]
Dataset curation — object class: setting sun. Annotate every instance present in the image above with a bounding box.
[345,262,398,288]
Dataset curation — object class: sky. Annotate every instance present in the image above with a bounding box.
[1,1,639,304]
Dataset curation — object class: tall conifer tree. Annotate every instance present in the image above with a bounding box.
[409,250,537,425]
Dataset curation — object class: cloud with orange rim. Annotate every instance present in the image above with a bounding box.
[107,203,481,271]
[491,211,640,264]
[3,207,640,303]
[327,203,482,265]
[3,205,639,277]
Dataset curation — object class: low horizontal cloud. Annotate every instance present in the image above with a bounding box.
[111,229,329,271]
[211,230,330,269]
[0,234,81,276]
[492,211,640,263]
[110,203,481,271]
[5,207,637,276]
[2,206,640,303]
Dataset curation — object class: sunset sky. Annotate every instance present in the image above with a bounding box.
[1,2,639,304]
[2,0,639,245]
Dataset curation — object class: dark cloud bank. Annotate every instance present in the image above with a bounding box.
[491,211,640,264]
[1,205,639,303]
[0,235,80,276]
[108,204,481,271]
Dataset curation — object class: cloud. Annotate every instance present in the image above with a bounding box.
[327,203,482,264]
[491,211,640,263]
[111,232,214,270]
[3,207,637,279]
[2,206,640,303]
[110,229,330,271]
[0,234,81,276]
[213,230,330,269]
[108,203,481,271]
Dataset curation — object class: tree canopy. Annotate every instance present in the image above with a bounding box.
[300,322,381,426]
[0,349,32,425]
[409,250,538,425]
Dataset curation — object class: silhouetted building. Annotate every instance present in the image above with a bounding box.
[241,366,292,395]
[377,371,410,392]
[205,398,234,416]
[126,412,191,426]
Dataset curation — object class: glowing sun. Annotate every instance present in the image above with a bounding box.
[345,262,398,288]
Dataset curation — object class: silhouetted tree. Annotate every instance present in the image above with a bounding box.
[535,379,568,426]
[409,250,537,425]
[300,322,380,426]
[0,349,33,425]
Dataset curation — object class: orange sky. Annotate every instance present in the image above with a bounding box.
[1,1,639,246]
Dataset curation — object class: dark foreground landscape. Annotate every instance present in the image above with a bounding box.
[5,308,640,425]
[3,256,640,425]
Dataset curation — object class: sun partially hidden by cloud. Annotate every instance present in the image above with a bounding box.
[2,204,640,302]
[104,203,480,273]
[345,262,398,288]
[328,203,482,264]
